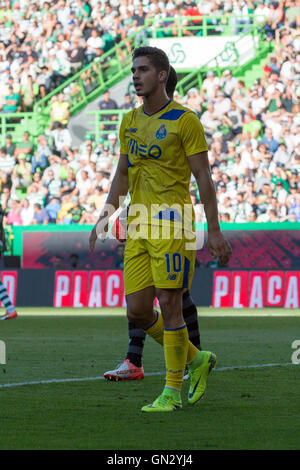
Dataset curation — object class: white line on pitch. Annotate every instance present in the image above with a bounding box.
[0,362,296,389]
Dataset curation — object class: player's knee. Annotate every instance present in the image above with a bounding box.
[126,297,152,327]
[157,290,181,313]
[127,308,152,329]
[126,287,155,328]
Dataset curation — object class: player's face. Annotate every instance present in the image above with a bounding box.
[131,56,165,97]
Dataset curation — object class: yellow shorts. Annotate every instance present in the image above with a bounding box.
[124,225,196,295]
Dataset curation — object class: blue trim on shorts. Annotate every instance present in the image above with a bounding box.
[144,310,159,331]
[182,257,190,289]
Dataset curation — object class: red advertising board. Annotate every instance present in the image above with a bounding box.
[53,271,163,308]
[212,271,300,308]
[54,270,124,308]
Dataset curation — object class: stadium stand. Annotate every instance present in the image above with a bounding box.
[0,0,299,249]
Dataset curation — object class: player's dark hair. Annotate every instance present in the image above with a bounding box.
[132,46,170,79]
[166,65,177,99]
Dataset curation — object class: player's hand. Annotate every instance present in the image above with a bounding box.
[89,225,98,253]
[89,216,108,252]
[207,230,232,266]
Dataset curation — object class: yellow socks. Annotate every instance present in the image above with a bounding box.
[144,311,199,391]
[163,325,188,390]
[144,310,164,345]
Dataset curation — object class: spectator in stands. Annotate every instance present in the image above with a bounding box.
[231,79,250,113]
[45,197,61,224]
[14,131,34,161]
[242,113,263,139]
[0,147,15,176]
[49,93,71,129]
[32,202,50,225]
[46,122,72,157]
[11,153,32,196]
[0,84,20,113]
[4,134,16,157]
[259,127,279,154]
[86,28,104,63]
[5,199,22,226]
[0,3,299,233]
[20,198,34,226]
[64,196,85,224]
[31,135,51,174]
[120,92,133,110]
[185,87,202,115]
[201,101,221,139]
[48,46,71,90]
[221,69,239,98]
[264,1,285,40]
[43,169,62,204]
[68,37,85,73]
[200,70,220,101]
[98,89,119,134]
[59,167,77,198]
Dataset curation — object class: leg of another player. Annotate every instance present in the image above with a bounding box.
[182,289,201,351]
[0,281,18,320]
[104,289,201,381]
[103,322,146,381]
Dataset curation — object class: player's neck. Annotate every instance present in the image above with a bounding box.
[142,91,170,116]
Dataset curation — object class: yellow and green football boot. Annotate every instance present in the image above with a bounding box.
[188,351,217,404]
[142,389,182,412]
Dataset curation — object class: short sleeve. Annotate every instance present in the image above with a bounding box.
[119,112,130,155]
[178,111,208,157]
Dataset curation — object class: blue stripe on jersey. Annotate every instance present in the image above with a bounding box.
[158,109,186,121]
[182,256,190,289]
[127,155,133,167]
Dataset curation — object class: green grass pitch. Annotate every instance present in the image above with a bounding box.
[0,308,300,450]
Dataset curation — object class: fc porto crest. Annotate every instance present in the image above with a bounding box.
[156,124,167,140]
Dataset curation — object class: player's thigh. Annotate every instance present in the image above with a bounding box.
[126,285,156,328]
[147,230,196,290]
[123,236,154,296]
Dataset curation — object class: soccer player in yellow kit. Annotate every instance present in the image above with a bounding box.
[89,46,232,412]
[104,66,204,382]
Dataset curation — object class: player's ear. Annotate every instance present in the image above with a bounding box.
[158,70,168,83]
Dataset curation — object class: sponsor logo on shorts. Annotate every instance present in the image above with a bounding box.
[166,274,177,280]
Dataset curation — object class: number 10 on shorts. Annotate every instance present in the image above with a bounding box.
[164,253,182,273]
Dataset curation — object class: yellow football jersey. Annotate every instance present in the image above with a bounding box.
[119,99,207,230]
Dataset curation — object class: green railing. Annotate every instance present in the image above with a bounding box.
[0,26,148,145]
[0,14,267,145]
[87,26,271,140]
[0,112,43,147]
[87,109,128,142]
[175,30,272,97]
[32,25,150,126]
[146,13,263,38]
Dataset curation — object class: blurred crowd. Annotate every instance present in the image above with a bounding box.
[0,0,299,228]
[1,0,299,111]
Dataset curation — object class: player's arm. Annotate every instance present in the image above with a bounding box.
[89,154,129,252]
[179,111,231,266]
[188,152,232,266]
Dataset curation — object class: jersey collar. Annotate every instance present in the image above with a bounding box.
[142,99,172,117]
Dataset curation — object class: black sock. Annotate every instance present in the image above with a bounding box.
[182,290,201,350]
[126,321,146,367]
